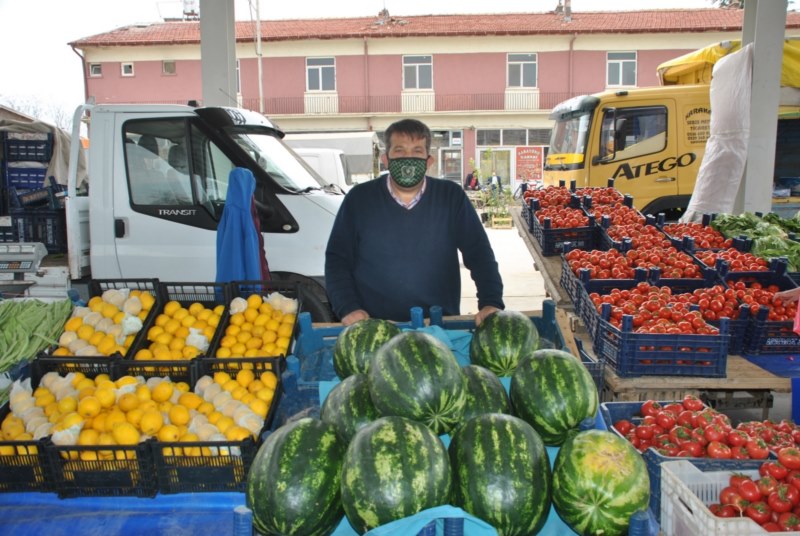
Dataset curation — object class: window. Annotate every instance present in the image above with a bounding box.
[508,53,537,88]
[528,129,551,145]
[607,52,636,87]
[600,106,667,160]
[89,64,102,77]
[121,62,135,77]
[403,55,432,90]
[162,60,176,75]
[476,130,501,146]
[306,57,335,91]
[503,129,527,146]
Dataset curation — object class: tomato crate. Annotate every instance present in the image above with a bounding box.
[152,357,282,494]
[660,460,799,536]
[207,280,303,360]
[0,403,53,493]
[592,304,730,378]
[3,133,53,162]
[723,269,800,355]
[574,338,605,392]
[529,210,597,257]
[601,401,773,524]
[5,208,67,253]
[45,439,158,498]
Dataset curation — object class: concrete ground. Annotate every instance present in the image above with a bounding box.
[461,220,794,423]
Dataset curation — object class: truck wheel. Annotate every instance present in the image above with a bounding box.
[269,272,335,323]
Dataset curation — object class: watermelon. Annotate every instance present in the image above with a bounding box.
[332,318,401,379]
[469,310,540,376]
[461,364,511,422]
[246,417,347,536]
[320,373,380,442]
[552,429,650,536]
[368,331,467,435]
[510,348,598,446]
[340,416,451,533]
[449,413,551,536]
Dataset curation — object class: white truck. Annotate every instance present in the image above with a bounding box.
[59,103,343,320]
[283,131,383,184]
[291,147,351,192]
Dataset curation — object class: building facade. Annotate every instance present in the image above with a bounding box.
[69,8,800,186]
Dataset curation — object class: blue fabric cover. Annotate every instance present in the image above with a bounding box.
[216,167,263,283]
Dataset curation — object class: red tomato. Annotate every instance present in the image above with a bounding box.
[745,501,772,525]
[613,419,633,436]
[707,441,733,459]
[761,461,789,481]
[778,511,800,531]
[704,424,726,443]
[726,429,750,448]
[768,488,794,514]
[737,479,762,502]
[635,425,655,440]
[746,438,771,460]
[761,521,782,532]
[682,394,704,412]
[778,447,800,470]
[640,400,662,417]
[759,475,780,497]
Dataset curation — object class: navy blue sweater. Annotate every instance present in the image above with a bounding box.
[325,177,504,321]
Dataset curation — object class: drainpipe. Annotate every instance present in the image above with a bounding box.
[363,36,370,128]
[568,33,577,98]
[71,46,89,105]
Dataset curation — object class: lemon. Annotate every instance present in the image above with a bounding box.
[258,302,274,315]
[206,411,223,425]
[135,384,152,402]
[214,371,232,385]
[77,396,102,419]
[116,375,139,388]
[92,412,108,433]
[64,316,83,332]
[139,291,156,311]
[172,308,189,321]
[236,331,253,344]
[154,313,170,327]
[168,404,190,426]
[229,313,245,327]
[260,371,278,390]
[243,308,259,323]
[249,398,269,418]
[151,381,174,403]
[139,409,164,436]
[112,422,141,445]
[262,330,277,344]
[77,324,95,341]
[180,315,196,328]
[163,318,181,335]
[126,407,144,427]
[181,346,200,359]
[277,323,294,338]
[246,294,263,310]
[207,314,221,328]
[163,300,181,317]
[52,347,71,356]
[158,424,180,442]
[215,416,235,434]
[220,335,237,349]
[35,392,56,408]
[61,412,85,429]
[255,388,274,405]
[114,311,127,324]
[247,380,265,393]
[104,409,127,432]
[87,296,104,312]
[213,304,225,316]
[215,347,232,358]
[196,401,215,416]
[222,379,240,393]
[175,381,190,393]
[225,426,251,441]
[236,369,255,388]
[94,387,116,409]
[101,302,119,319]
[178,392,203,410]
[117,393,140,413]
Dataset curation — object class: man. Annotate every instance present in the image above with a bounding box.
[325,118,504,326]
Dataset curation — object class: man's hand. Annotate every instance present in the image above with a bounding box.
[475,306,500,326]
[342,309,370,326]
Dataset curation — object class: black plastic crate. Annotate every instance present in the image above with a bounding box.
[31,355,117,383]
[600,400,772,523]
[45,439,157,498]
[88,279,161,359]
[0,404,52,493]
[593,304,730,378]
[6,208,67,253]
[3,134,53,162]
[153,357,283,493]
[4,167,48,190]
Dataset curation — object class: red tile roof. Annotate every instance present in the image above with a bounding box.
[69,9,800,48]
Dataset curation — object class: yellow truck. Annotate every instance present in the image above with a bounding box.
[543,40,800,217]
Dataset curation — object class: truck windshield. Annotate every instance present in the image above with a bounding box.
[230,132,327,192]
[548,112,591,156]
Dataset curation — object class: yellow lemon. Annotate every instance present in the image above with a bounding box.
[180,315,196,328]
[152,346,172,360]
[163,318,181,335]
[35,392,56,408]
[181,346,200,359]
[256,388,274,405]
[240,393,256,405]
[69,371,87,388]
[207,314,221,328]
[114,311,127,324]
[247,380,265,393]
[154,313,170,327]
[277,323,294,339]
[281,313,297,327]
[147,325,165,342]
[64,316,83,332]
[243,308,259,323]
[52,347,71,356]
[236,331,252,344]
[151,381,174,403]
[112,422,141,445]
[77,428,100,445]
[139,291,155,311]
[135,384,152,402]
[105,410,127,432]
[253,313,269,327]
[230,343,246,357]
[231,387,247,401]
[215,416,235,434]
[94,387,116,408]
[225,426,251,441]
[77,385,96,401]
[220,335,237,349]
[216,347,232,358]
[87,296,103,312]
[97,335,117,356]
[214,371,232,385]
[163,300,181,317]
[61,412,85,429]
[260,371,278,390]
[188,302,205,316]
[117,393,140,413]
[245,337,263,351]
[206,411,223,425]
[236,369,255,388]
[222,379,240,393]
[180,433,201,457]
[168,404,190,426]
[258,302,274,315]
[265,319,280,332]
[155,332,173,346]
[158,424,180,442]
[196,401,215,415]
[77,396,102,419]
[77,324,95,341]
[262,330,277,344]
[249,398,268,418]
[271,310,284,321]
[134,348,153,361]
[229,313,245,327]
[178,392,203,410]
[246,294,263,310]
[116,375,139,388]
[101,302,119,319]
[225,324,241,337]
[172,308,189,322]
[91,412,108,433]
[126,407,144,427]
[139,409,164,436]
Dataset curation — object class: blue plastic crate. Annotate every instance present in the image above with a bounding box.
[593,304,730,378]
[528,210,597,257]
[574,338,605,392]
[4,167,48,190]
[3,134,53,162]
[601,401,773,524]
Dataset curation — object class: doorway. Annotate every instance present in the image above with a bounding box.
[439,148,462,183]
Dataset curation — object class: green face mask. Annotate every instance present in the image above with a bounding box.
[388,157,428,188]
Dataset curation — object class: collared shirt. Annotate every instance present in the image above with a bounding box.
[386,175,426,209]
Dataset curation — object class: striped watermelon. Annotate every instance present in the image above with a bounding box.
[461,364,511,422]
[333,318,401,379]
[341,416,451,533]
[246,417,346,536]
[368,331,467,435]
[552,429,650,536]
[449,413,551,536]
[469,310,540,376]
[510,349,598,446]
[320,373,380,442]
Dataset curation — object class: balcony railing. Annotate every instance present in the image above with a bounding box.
[92,92,581,115]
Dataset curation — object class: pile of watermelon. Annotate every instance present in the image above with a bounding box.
[246,313,651,535]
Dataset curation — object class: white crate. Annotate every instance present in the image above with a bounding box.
[660,460,800,536]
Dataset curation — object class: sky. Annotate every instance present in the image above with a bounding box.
[0,0,715,126]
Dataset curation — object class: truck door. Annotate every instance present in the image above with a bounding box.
[591,105,677,212]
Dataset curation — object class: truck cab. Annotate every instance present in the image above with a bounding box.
[543,85,711,216]
[67,104,343,320]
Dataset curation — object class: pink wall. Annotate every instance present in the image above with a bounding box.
[86,60,202,104]
[434,53,507,94]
